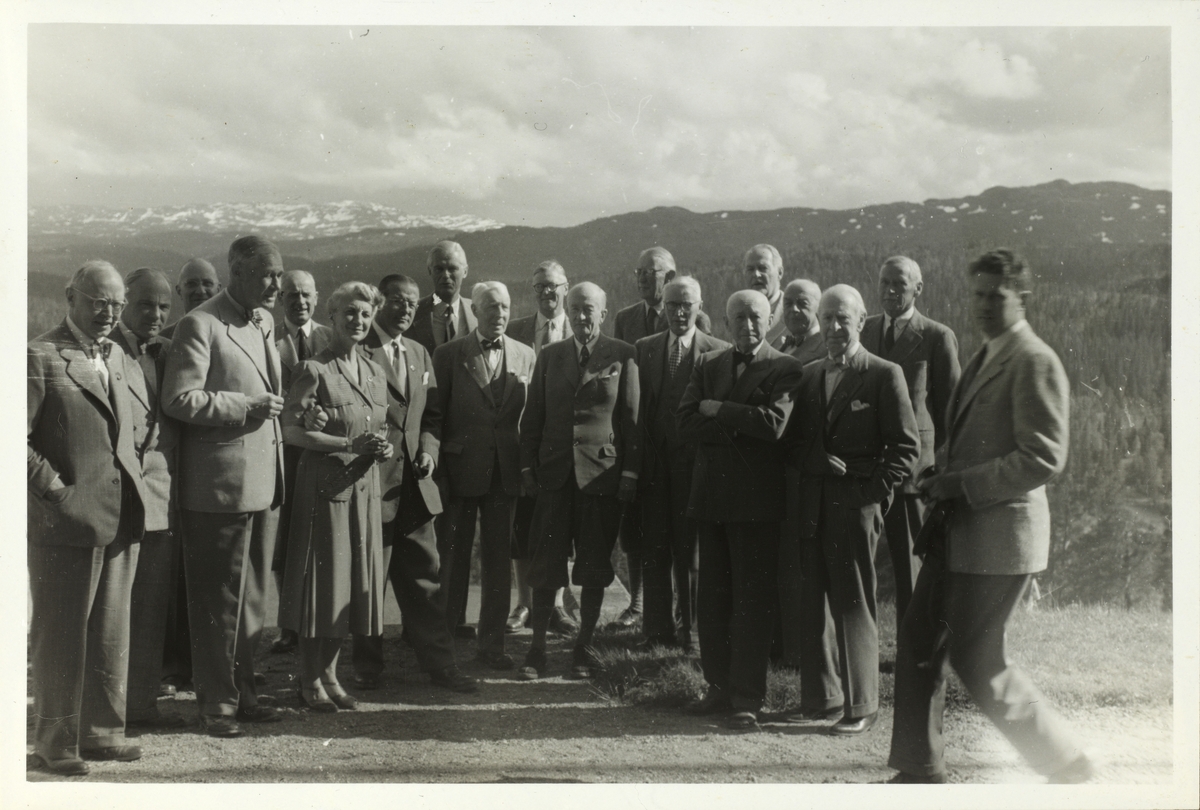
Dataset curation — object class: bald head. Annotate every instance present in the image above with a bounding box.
[122,267,173,341]
[782,278,822,338]
[67,260,125,341]
[177,257,222,313]
[725,289,771,353]
[878,255,924,319]
[428,240,469,303]
[818,284,867,360]
[634,246,677,305]
[281,269,318,327]
[566,282,608,343]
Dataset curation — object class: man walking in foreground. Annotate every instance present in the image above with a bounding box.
[888,249,1091,784]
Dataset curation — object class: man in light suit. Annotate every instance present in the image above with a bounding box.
[349,273,478,693]
[888,250,1090,784]
[162,235,286,737]
[28,261,150,775]
[110,268,185,730]
[742,244,788,346]
[160,258,222,340]
[518,282,641,680]
[406,240,478,355]
[269,269,335,654]
[505,260,580,637]
[434,282,537,669]
[635,277,729,651]
[860,256,961,631]
[677,290,804,730]
[786,285,919,736]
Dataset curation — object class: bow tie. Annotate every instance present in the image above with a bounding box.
[480,337,502,351]
[824,355,849,370]
[733,350,755,368]
[88,341,113,361]
[249,310,264,329]
[781,333,805,349]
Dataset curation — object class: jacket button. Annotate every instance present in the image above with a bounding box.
[573,438,581,446]
[112,478,120,485]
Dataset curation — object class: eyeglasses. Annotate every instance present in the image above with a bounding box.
[532,283,566,294]
[633,269,666,279]
[70,287,126,315]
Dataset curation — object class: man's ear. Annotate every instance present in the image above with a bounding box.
[665,269,677,282]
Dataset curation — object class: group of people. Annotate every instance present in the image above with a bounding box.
[27,233,1092,784]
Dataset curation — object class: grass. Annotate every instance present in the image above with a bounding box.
[586,602,1173,715]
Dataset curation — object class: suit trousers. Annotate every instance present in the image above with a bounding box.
[161,539,192,683]
[526,478,622,590]
[29,529,139,759]
[640,455,699,646]
[882,492,925,627]
[180,507,277,717]
[696,520,780,712]
[511,494,535,559]
[126,530,178,721]
[353,472,457,676]
[442,465,515,654]
[799,481,883,718]
[271,443,304,574]
[888,559,1082,778]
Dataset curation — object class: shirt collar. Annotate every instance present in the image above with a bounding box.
[285,318,314,341]
[536,311,566,331]
[826,340,861,367]
[645,299,662,315]
[433,293,461,313]
[222,289,254,322]
[66,314,112,351]
[373,321,405,350]
[885,305,917,331]
[736,339,766,359]
[983,318,1029,358]
[767,288,783,309]
[574,333,601,357]
[118,322,147,355]
[669,327,696,350]
[476,330,503,350]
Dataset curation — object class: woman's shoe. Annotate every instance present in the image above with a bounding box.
[298,686,337,713]
[321,681,359,710]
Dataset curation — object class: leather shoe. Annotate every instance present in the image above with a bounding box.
[1048,754,1095,784]
[200,715,242,738]
[687,687,732,716]
[505,605,530,633]
[548,607,579,636]
[159,681,177,698]
[517,648,547,681]
[253,671,267,686]
[567,645,597,680]
[607,607,641,630]
[725,710,760,730]
[80,745,142,762]
[830,712,878,736]
[28,753,90,776]
[322,682,358,710]
[127,713,188,729]
[454,624,477,640]
[783,706,844,724]
[236,704,283,723]
[353,673,381,690]
[889,770,948,784]
[475,650,516,670]
[298,687,337,714]
[270,630,298,654]
[430,666,480,693]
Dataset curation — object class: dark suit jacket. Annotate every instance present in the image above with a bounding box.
[941,323,1068,575]
[162,290,285,513]
[786,346,920,538]
[519,334,641,497]
[770,328,826,366]
[635,329,730,485]
[27,321,149,547]
[405,295,477,356]
[433,333,536,499]
[277,322,335,393]
[358,326,442,522]
[111,326,177,532]
[677,343,803,523]
[861,310,960,490]
[613,299,712,343]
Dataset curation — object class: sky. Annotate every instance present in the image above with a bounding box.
[27,25,1171,228]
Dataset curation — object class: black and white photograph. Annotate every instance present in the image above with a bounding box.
[6,2,1197,808]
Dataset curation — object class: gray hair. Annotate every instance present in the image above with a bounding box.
[67,260,119,291]
[228,235,280,278]
[326,281,384,316]
[821,284,867,318]
[532,260,567,282]
[880,255,922,284]
[638,246,677,273]
[744,243,783,270]
[427,240,467,269]
[663,275,702,300]
[471,281,510,303]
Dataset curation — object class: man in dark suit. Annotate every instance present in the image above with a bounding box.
[27,261,150,774]
[770,279,825,365]
[162,236,287,737]
[635,277,729,651]
[505,261,580,637]
[888,250,1090,784]
[741,244,788,346]
[405,240,478,355]
[434,281,537,669]
[860,256,961,630]
[348,273,478,693]
[269,269,335,654]
[110,268,185,730]
[677,290,804,730]
[517,282,641,680]
[786,284,919,736]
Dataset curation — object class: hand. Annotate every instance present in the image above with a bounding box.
[826,453,847,476]
[373,442,394,462]
[617,476,638,503]
[351,433,386,455]
[698,399,722,418]
[303,404,328,431]
[247,393,285,420]
[919,472,964,502]
[521,469,538,495]
[414,452,435,480]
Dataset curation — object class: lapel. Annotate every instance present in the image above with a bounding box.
[336,353,372,405]
[217,293,274,391]
[462,336,496,406]
[563,339,583,390]
[728,345,775,403]
[952,333,1019,428]
[888,311,925,364]
[646,331,669,399]
[498,335,524,408]
[861,316,883,355]
[277,330,298,369]
[578,336,614,390]
[399,336,422,403]
[60,338,115,416]
[111,327,153,413]
[709,348,738,403]
[826,349,867,428]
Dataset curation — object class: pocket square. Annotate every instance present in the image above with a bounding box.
[422,371,429,385]
[850,400,870,412]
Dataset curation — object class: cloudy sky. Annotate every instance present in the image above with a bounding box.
[28,25,1170,227]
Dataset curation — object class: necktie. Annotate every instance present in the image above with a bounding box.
[579,344,590,367]
[781,334,799,350]
[883,319,896,354]
[392,340,408,393]
[645,305,658,336]
[955,346,988,413]
[668,337,684,378]
[249,309,264,329]
[92,342,112,393]
[296,330,309,361]
[445,304,456,340]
